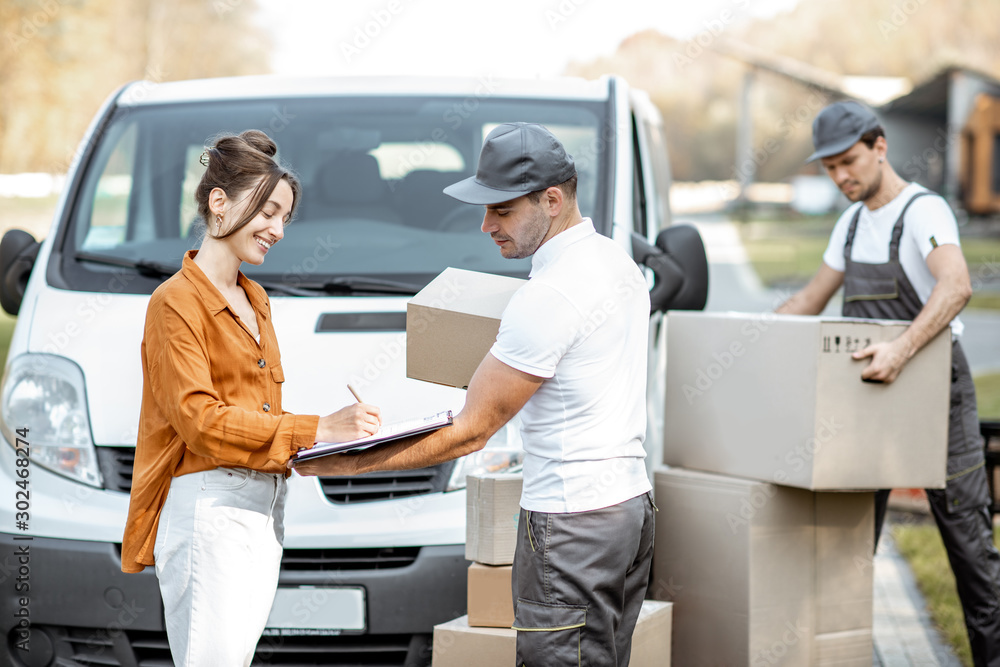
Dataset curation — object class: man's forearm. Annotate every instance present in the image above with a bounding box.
[776,263,844,315]
[347,415,488,475]
[776,290,821,315]
[896,276,970,360]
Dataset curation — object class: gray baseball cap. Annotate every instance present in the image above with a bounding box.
[443,122,577,205]
[807,101,881,162]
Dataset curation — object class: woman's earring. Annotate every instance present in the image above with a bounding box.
[216,214,222,233]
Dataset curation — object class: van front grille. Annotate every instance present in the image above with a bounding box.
[318,464,451,504]
[281,546,420,571]
[95,446,453,505]
[13,624,428,666]
[95,446,135,493]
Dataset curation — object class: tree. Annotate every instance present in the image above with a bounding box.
[0,0,271,174]
[567,0,1000,182]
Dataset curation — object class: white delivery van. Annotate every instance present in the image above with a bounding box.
[0,75,706,666]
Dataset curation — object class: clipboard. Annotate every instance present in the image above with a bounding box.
[292,410,453,463]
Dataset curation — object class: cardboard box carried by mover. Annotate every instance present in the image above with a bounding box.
[407,267,526,389]
[431,601,672,667]
[467,563,514,628]
[465,472,522,565]
[663,311,951,490]
[651,466,874,666]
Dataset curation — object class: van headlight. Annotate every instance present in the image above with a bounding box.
[446,415,524,491]
[1,354,103,487]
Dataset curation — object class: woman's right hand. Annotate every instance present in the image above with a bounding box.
[315,403,382,443]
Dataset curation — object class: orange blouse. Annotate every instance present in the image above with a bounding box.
[121,250,319,573]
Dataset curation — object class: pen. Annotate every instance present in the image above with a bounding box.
[347,384,363,403]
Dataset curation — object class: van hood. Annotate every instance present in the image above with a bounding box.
[28,288,466,446]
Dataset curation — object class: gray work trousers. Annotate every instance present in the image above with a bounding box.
[511,492,656,667]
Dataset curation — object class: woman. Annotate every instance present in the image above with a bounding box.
[121,129,381,666]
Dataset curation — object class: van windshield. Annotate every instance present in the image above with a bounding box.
[60,96,611,295]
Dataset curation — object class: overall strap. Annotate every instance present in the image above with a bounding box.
[889,191,934,261]
[842,203,864,263]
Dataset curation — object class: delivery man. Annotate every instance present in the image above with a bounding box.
[778,100,1000,665]
[296,123,655,666]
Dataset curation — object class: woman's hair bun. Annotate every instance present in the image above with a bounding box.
[239,129,278,157]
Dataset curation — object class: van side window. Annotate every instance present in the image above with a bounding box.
[642,119,671,231]
[631,116,647,237]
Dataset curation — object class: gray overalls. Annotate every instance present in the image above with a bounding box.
[842,191,1000,665]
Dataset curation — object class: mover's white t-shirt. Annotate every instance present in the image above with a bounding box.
[490,219,652,514]
[821,183,964,337]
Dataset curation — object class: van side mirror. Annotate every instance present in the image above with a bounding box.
[0,229,40,316]
[631,223,709,313]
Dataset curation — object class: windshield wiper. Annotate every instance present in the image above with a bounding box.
[74,251,178,279]
[300,276,422,296]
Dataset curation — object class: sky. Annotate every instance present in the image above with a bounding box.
[256,0,801,79]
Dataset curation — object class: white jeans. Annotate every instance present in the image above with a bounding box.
[153,467,286,667]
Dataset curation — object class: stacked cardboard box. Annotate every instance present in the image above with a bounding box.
[432,600,674,667]
[464,472,521,630]
[652,311,953,666]
[438,471,674,665]
[662,311,951,490]
[651,467,874,665]
[465,472,523,566]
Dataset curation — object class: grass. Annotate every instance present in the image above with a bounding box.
[739,221,1000,310]
[0,194,59,241]
[894,522,1000,667]
[975,373,1000,419]
[0,312,15,371]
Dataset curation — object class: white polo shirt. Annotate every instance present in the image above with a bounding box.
[822,183,964,336]
[490,218,652,514]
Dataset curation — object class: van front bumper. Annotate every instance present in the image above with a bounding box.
[0,532,467,667]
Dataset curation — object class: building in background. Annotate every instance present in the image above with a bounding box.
[878,66,1000,217]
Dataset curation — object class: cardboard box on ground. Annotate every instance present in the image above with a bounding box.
[651,466,874,666]
[432,601,673,667]
[407,267,526,389]
[663,311,951,490]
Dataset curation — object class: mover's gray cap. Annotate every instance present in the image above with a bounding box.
[807,101,881,162]
[443,122,576,205]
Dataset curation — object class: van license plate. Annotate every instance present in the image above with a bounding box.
[264,586,366,635]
